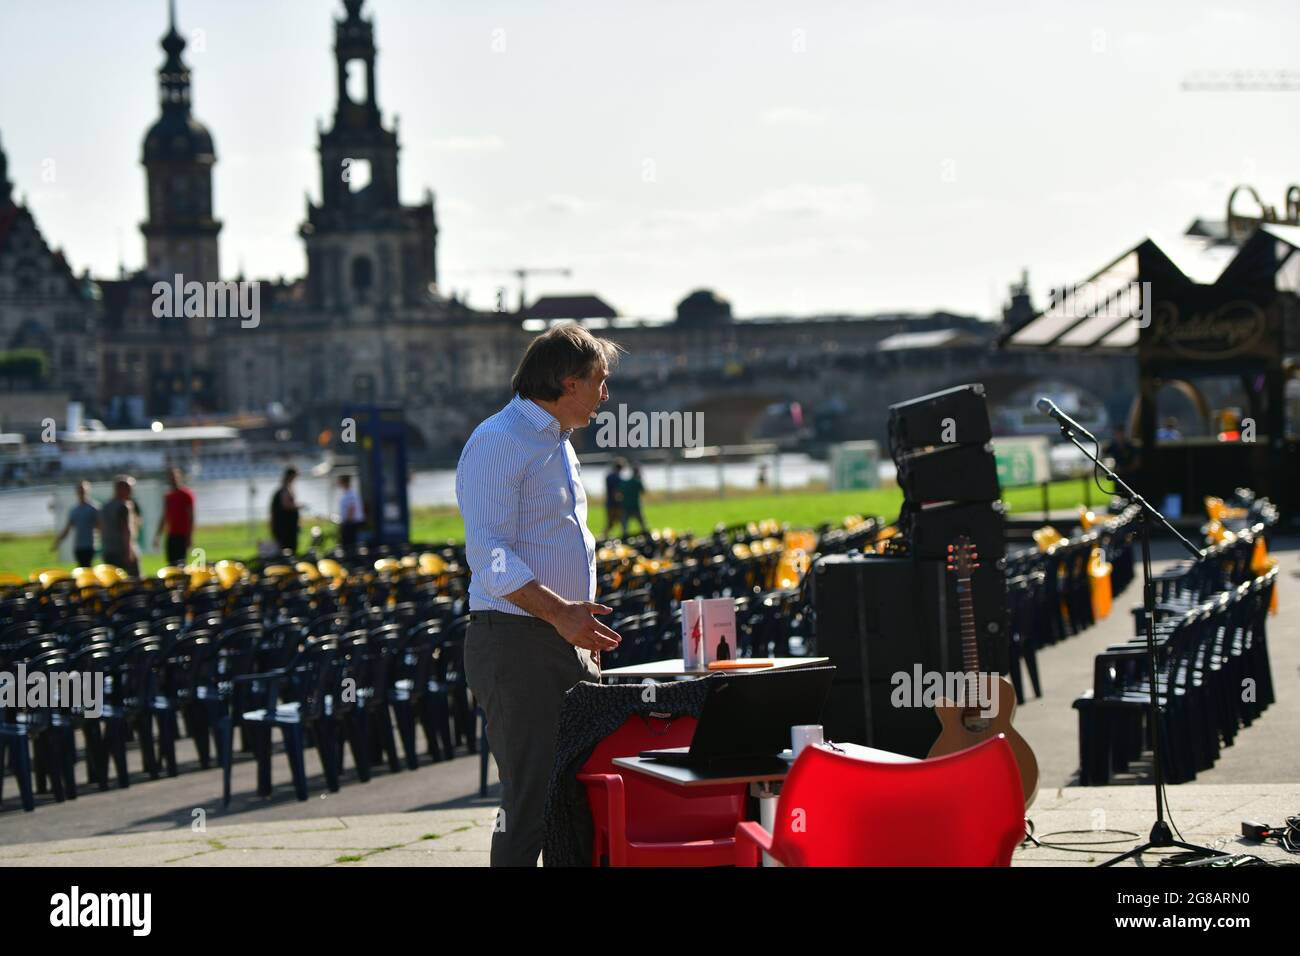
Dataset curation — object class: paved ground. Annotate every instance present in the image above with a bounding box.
[3,784,1296,866]
[1,532,1295,864]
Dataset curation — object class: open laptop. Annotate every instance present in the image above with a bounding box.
[639,666,835,768]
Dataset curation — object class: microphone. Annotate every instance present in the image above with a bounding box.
[1036,397,1097,443]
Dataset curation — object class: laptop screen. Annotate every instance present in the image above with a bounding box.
[690,666,835,758]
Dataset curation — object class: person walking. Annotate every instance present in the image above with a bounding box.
[602,458,625,538]
[456,323,623,867]
[620,465,647,538]
[100,475,140,577]
[336,474,365,552]
[54,480,100,568]
[270,467,301,555]
[154,467,196,566]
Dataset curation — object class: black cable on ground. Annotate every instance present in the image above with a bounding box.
[1022,817,1141,854]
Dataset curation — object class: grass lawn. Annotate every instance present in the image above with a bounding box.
[0,478,1107,579]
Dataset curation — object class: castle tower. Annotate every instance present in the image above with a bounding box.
[140,0,221,284]
[300,0,438,312]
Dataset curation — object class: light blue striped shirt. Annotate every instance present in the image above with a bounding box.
[456,394,597,615]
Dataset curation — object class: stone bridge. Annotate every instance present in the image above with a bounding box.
[587,344,1135,450]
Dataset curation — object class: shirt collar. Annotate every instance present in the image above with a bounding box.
[510,393,568,436]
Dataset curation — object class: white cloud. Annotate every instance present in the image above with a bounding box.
[428,135,505,153]
[620,182,876,241]
[750,183,874,219]
[510,194,600,217]
[759,106,830,127]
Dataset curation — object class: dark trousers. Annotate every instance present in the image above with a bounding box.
[103,551,139,578]
[464,610,600,866]
[166,534,190,566]
[340,521,361,551]
[74,548,95,569]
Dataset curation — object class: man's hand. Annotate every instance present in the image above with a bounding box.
[502,581,622,651]
[552,601,621,652]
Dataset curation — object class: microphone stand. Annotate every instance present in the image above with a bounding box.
[1051,421,1218,866]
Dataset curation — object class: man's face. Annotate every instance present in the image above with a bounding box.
[565,365,609,429]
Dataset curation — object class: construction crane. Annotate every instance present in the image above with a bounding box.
[444,266,573,312]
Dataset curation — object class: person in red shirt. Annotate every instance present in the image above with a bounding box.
[154,467,196,566]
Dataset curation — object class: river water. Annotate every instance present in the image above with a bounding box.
[0,454,836,535]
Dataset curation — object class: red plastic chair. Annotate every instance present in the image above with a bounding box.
[735,735,1025,867]
[577,714,748,866]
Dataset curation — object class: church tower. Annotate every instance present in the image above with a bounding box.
[301,0,438,312]
[140,0,221,284]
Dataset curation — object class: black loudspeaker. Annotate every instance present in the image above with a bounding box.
[896,441,1000,504]
[888,383,992,452]
[900,499,1009,562]
[809,553,1010,758]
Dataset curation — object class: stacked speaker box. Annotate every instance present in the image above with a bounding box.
[813,383,1011,756]
[890,384,1011,688]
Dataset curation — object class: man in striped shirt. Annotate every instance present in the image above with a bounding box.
[457,324,624,866]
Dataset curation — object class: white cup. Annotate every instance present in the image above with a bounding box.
[791,724,824,759]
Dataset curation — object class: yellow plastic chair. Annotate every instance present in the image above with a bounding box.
[295,561,322,581]
[1033,526,1063,552]
[1088,547,1113,620]
[93,564,127,587]
[0,571,26,587]
[317,558,346,582]
[72,567,99,589]
[373,557,402,575]
[186,566,214,589]
[774,549,811,589]
[214,560,248,589]
[418,552,447,575]
[784,530,817,553]
[262,564,297,579]
[33,567,72,588]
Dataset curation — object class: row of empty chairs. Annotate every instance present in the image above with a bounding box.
[1003,505,1140,701]
[0,553,484,812]
[1072,518,1279,785]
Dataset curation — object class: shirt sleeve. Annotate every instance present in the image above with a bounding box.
[456,429,536,599]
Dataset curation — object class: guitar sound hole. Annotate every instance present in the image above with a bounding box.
[961,710,992,734]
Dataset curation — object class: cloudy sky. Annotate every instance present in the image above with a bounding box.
[2,0,1298,319]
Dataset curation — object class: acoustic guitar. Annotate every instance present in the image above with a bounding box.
[928,536,1039,807]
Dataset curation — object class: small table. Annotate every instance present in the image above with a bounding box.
[600,657,830,682]
[613,743,917,865]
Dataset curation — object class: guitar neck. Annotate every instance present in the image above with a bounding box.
[956,573,980,672]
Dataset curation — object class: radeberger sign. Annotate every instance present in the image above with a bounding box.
[1147,299,1269,359]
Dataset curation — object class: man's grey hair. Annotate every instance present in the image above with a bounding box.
[511,324,623,401]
